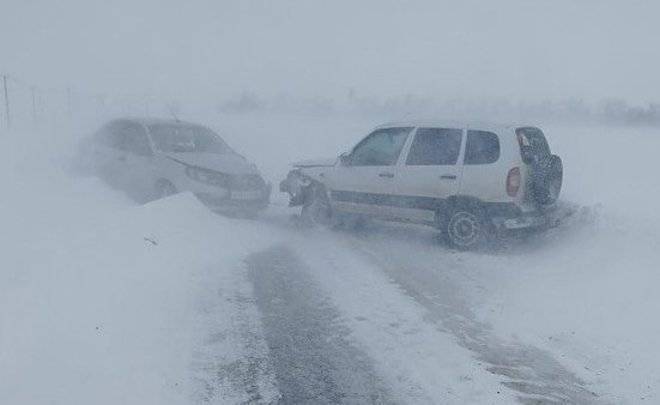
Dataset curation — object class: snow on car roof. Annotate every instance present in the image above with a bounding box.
[375,120,527,133]
[115,117,203,128]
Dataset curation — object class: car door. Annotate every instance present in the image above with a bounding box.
[459,129,503,201]
[325,127,413,218]
[389,127,465,223]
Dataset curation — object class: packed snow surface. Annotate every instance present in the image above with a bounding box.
[1,116,659,404]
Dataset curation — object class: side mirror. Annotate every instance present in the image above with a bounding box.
[339,152,351,166]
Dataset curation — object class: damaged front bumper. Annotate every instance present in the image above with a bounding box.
[279,169,311,206]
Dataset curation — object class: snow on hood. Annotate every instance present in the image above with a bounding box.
[292,157,337,168]
[165,152,260,175]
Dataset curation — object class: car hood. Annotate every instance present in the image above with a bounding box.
[292,157,337,168]
[165,152,260,175]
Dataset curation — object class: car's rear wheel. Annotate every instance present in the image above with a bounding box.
[443,204,489,250]
[300,184,335,227]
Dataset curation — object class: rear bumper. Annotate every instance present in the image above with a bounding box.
[498,213,550,230]
[195,183,271,212]
[489,202,569,230]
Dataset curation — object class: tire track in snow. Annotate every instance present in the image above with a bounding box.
[254,210,517,402]
[246,245,392,404]
[344,230,603,405]
[191,263,280,404]
[242,210,601,402]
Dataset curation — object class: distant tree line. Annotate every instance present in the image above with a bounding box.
[4,70,657,130]
[218,92,660,126]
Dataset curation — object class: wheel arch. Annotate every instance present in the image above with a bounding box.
[436,195,486,227]
[155,177,176,188]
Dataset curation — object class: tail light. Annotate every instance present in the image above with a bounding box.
[506,167,521,197]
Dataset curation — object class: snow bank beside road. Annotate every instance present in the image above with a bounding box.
[0,130,279,404]
[1,195,200,404]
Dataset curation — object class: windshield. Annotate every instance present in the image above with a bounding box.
[148,124,233,154]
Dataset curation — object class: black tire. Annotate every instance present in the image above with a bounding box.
[443,203,489,250]
[155,180,178,200]
[530,154,563,206]
[300,184,335,227]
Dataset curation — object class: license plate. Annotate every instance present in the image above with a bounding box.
[231,190,262,200]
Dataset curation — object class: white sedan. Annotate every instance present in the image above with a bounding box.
[79,118,271,214]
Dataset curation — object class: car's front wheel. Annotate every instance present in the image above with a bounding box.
[154,180,178,200]
[443,205,489,250]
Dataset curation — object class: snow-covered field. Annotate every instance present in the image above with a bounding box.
[1,115,659,404]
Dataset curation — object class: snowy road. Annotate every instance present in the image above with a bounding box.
[181,205,606,404]
[2,123,659,404]
[247,245,391,403]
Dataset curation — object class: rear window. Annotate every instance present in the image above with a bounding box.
[464,130,500,165]
[406,128,462,165]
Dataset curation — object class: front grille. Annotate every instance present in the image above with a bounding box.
[230,174,266,190]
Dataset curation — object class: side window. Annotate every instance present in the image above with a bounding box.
[121,123,152,156]
[107,124,127,150]
[406,128,462,166]
[350,127,412,166]
[465,130,500,165]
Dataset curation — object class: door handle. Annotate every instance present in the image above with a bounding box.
[440,174,457,180]
[117,155,127,162]
[378,172,395,178]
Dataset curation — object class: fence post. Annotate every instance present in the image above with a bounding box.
[2,75,10,129]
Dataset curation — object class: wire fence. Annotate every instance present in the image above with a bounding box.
[4,72,660,131]
[0,72,166,131]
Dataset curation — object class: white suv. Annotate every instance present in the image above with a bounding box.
[280,122,563,249]
[79,118,271,214]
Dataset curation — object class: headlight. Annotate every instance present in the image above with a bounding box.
[185,166,230,187]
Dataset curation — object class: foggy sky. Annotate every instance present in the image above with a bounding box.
[1,0,658,103]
